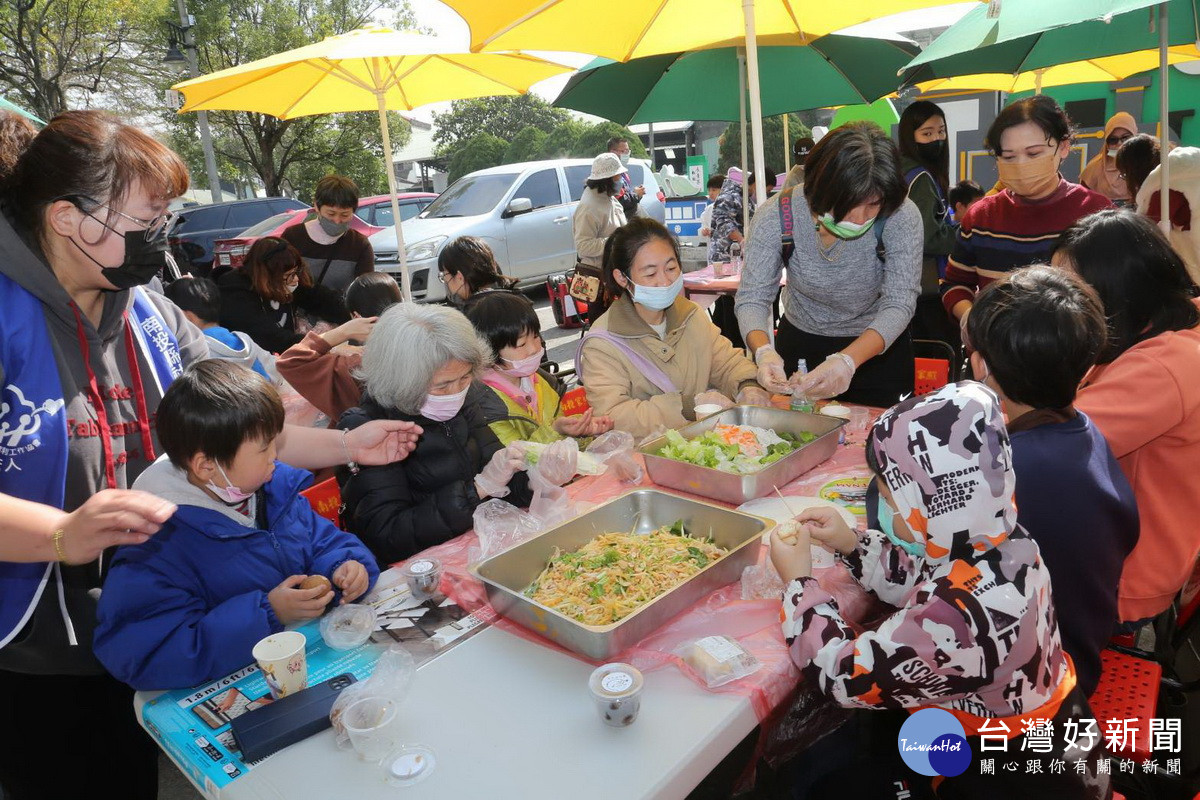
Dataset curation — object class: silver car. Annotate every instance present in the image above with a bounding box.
[370,158,666,302]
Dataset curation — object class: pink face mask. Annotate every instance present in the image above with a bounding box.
[207,463,255,505]
[498,346,544,379]
[419,384,469,421]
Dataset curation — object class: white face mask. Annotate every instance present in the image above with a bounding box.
[419,384,469,421]
[629,273,683,311]
[1107,148,1120,158]
[617,152,631,166]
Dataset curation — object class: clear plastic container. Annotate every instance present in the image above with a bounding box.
[728,241,743,273]
[790,359,814,413]
[676,635,761,688]
[402,557,443,598]
[587,663,644,727]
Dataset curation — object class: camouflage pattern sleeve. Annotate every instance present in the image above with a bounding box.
[841,528,923,607]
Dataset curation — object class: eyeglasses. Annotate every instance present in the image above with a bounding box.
[60,195,176,241]
[1106,134,1133,147]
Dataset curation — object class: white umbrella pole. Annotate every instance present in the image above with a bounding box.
[1159,1,1170,235]
[738,50,749,235]
[376,91,412,303]
[1034,69,1044,94]
[783,113,791,172]
[743,0,768,207]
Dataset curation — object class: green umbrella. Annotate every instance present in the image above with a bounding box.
[555,35,918,125]
[0,97,45,126]
[900,0,1195,85]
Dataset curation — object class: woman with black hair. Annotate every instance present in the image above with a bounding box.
[737,121,922,408]
[572,153,628,320]
[1056,210,1200,628]
[577,218,769,439]
[218,236,346,353]
[897,101,959,347]
[436,235,518,305]
[942,95,1110,326]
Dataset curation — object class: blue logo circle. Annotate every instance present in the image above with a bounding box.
[897,708,973,777]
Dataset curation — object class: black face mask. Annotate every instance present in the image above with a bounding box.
[916,139,945,164]
[68,211,174,290]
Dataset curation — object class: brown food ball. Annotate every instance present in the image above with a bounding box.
[299,574,332,594]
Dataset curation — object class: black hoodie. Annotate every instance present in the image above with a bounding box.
[0,209,208,675]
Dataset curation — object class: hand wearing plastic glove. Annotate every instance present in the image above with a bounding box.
[735,385,772,407]
[753,345,791,394]
[793,352,856,400]
[693,390,735,410]
[474,442,528,499]
[532,438,579,487]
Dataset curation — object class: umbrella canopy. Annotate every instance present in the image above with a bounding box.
[172,27,572,119]
[0,96,45,126]
[172,27,573,302]
[900,0,1196,85]
[444,0,979,210]
[913,46,1200,93]
[442,0,958,60]
[554,36,918,125]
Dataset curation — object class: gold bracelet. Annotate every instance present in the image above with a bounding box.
[52,528,69,563]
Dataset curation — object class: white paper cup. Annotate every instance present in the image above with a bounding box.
[343,696,398,762]
[252,631,308,699]
[588,663,644,727]
[693,404,724,418]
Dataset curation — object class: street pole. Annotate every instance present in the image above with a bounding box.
[174,0,223,204]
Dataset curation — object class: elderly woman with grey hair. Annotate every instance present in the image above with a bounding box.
[338,303,533,566]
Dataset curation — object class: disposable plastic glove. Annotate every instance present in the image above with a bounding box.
[753,345,790,394]
[474,442,528,499]
[531,438,579,487]
[735,385,772,407]
[794,352,856,400]
[693,390,735,410]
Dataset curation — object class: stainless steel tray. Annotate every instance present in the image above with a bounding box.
[638,404,845,505]
[470,489,769,660]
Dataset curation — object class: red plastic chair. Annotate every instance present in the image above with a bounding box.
[1088,648,1163,762]
[300,476,343,529]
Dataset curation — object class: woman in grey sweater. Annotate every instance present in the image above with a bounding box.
[735,122,922,408]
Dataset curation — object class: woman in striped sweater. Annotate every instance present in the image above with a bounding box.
[942,95,1110,326]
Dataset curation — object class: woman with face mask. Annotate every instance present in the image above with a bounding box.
[279,174,375,294]
[217,236,345,353]
[1080,112,1138,206]
[436,235,519,306]
[897,101,961,350]
[942,96,1110,328]
[576,218,771,440]
[738,122,923,409]
[572,152,628,321]
[770,383,1109,798]
[338,303,538,565]
[0,111,423,800]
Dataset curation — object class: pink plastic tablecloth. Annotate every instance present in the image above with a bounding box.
[396,403,881,723]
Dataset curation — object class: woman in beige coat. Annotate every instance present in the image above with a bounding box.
[577,218,772,439]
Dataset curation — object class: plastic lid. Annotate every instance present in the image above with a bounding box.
[409,559,435,575]
[601,671,634,694]
[384,746,436,787]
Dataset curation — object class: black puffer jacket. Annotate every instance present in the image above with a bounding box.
[337,382,532,568]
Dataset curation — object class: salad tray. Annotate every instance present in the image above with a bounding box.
[638,405,845,504]
[470,489,769,660]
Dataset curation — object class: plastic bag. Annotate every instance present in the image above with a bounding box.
[319,604,377,651]
[329,644,415,748]
[741,561,785,601]
[675,635,761,688]
[585,430,643,484]
[472,498,545,561]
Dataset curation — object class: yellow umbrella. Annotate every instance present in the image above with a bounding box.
[441,0,981,210]
[915,45,1200,93]
[172,26,573,302]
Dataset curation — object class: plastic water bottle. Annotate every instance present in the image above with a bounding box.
[728,241,742,274]
[790,359,814,413]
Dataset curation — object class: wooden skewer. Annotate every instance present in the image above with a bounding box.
[773,486,802,544]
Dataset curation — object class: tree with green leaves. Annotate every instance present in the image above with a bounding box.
[0,0,164,120]
[433,94,569,162]
[538,119,587,159]
[503,125,547,164]
[448,133,507,182]
[573,121,647,160]
[164,0,416,197]
[718,113,811,173]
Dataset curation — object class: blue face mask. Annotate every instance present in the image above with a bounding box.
[630,273,683,311]
[878,494,925,558]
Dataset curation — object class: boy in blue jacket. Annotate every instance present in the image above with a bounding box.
[95,360,378,690]
[966,265,1139,697]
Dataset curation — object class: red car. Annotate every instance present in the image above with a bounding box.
[211,192,437,270]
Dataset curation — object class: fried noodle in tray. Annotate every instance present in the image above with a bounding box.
[524,523,728,626]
